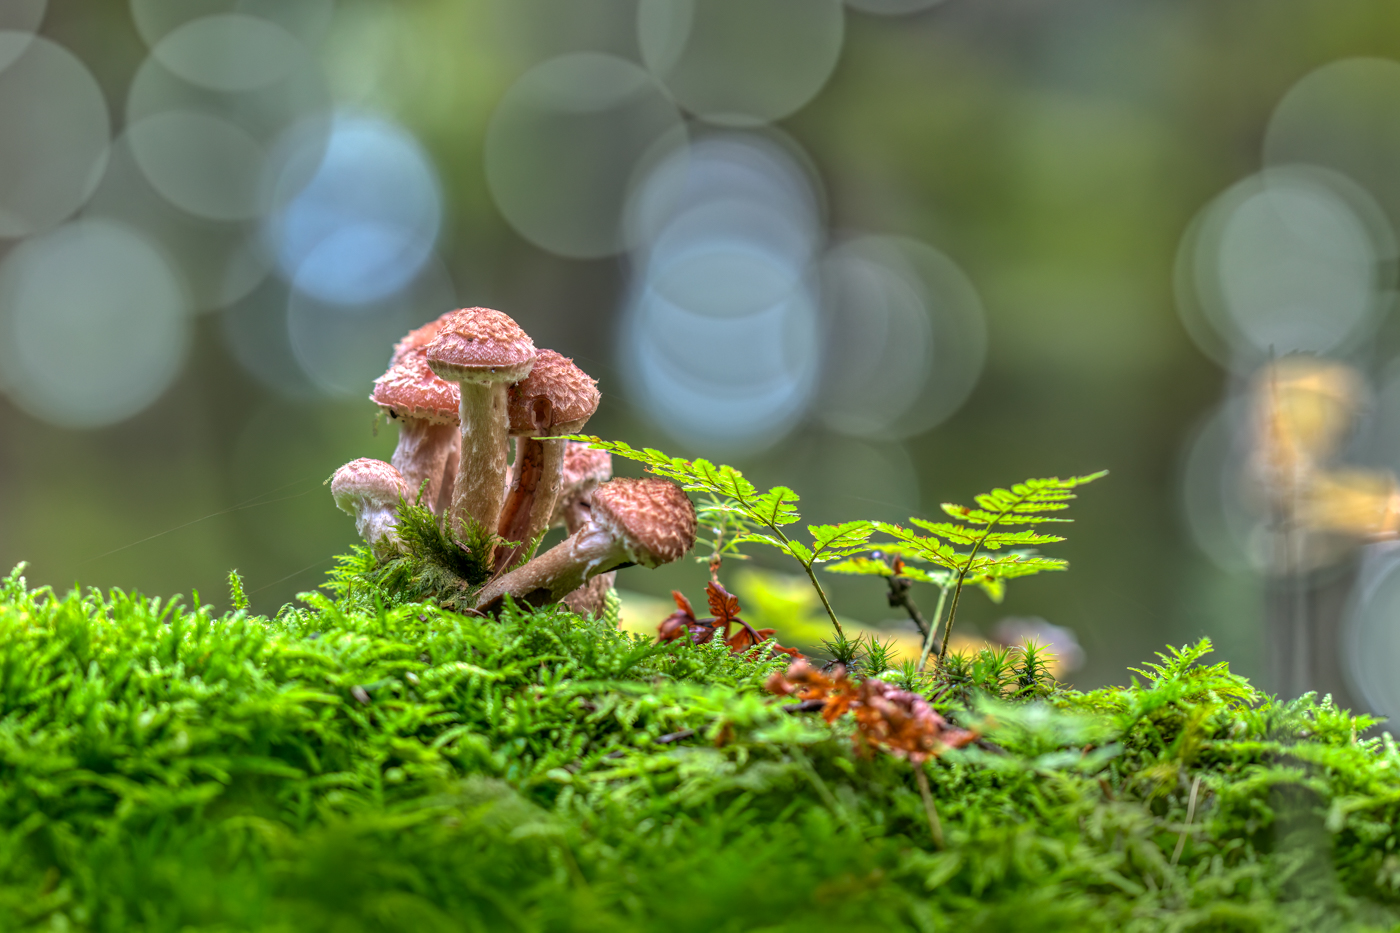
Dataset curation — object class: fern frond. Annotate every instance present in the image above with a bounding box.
[876,471,1105,663]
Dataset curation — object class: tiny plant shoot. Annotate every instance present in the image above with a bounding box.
[564,435,1103,668]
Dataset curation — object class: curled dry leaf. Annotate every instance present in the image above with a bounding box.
[657,581,802,660]
[766,661,976,763]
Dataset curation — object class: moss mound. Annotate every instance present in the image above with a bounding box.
[0,554,1399,932]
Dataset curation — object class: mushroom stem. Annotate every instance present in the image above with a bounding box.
[449,381,511,542]
[495,436,567,570]
[355,506,403,558]
[475,522,628,610]
[391,420,457,511]
[436,436,460,517]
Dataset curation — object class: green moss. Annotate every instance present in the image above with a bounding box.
[0,558,1399,931]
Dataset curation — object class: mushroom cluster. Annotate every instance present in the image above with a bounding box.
[330,307,696,616]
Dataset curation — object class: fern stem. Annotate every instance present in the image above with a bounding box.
[917,584,950,672]
[748,500,845,639]
[938,497,1023,660]
[915,765,944,849]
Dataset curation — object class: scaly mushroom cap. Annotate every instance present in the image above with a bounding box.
[425,307,536,385]
[507,350,600,435]
[590,478,696,568]
[331,458,411,513]
[388,314,451,368]
[551,442,613,527]
[561,442,612,491]
[371,352,460,425]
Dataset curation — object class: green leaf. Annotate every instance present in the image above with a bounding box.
[823,557,894,577]
[808,521,874,559]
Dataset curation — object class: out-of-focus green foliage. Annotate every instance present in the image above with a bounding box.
[1,558,1400,930]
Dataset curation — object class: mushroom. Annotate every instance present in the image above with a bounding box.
[550,441,613,534]
[474,477,696,612]
[331,458,412,558]
[552,443,615,616]
[371,347,459,516]
[561,572,615,618]
[495,351,600,570]
[424,308,537,544]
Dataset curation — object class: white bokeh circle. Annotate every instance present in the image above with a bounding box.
[265,112,442,306]
[485,52,686,259]
[620,131,826,452]
[0,1,47,73]
[0,35,110,238]
[287,259,456,397]
[83,131,272,312]
[130,0,334,49]
[638,0,845,126]
[152,14,304,93]
[819,235,986,439]
[0,220,189,427]
[126,16,330,222]
[1264,58,1400,230]
[1174,166,1396,369]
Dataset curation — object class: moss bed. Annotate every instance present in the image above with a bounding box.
[1,554,1399,932]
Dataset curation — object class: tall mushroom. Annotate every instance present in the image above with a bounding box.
[423,308,537,545]
[495,351,600,570]
[371,349,459,515]
[474,477,696,613]
[331,458,412,558]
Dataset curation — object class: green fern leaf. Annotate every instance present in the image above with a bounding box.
[808,521,874,560]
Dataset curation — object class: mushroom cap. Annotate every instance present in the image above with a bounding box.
[331,458,412,514]
[590,478,696,568]
[425,307,537,385]
[507,350,600,435]
[371,350,460,425]
[561,442,612,491]
[388,313,452,369]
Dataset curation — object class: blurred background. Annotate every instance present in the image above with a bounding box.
[8,0,1400,703]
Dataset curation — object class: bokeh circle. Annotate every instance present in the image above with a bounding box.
[0,220,189,427]
[0,35,110,238]
[485,52,686,259]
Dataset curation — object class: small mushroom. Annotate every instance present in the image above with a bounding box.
[474,477,696,612]
[551,443,615,614]
[561,571,616,618]
[371,345,460,516]
[331,458,412,558]
[551,441,613,534]
[424,308,537,544]
[495,351,600,569]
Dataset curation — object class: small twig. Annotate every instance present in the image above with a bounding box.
[656,729,695,744]
[1170,773,1202,866]
[884,563,929,636]
[914,765,944,849]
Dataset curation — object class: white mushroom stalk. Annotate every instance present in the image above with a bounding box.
[331,459,412,558]
[475,478,696,612]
